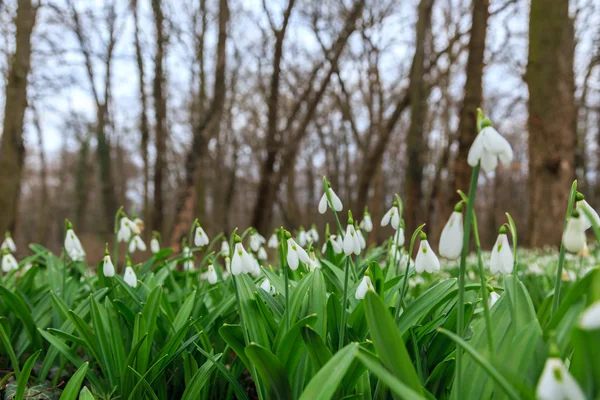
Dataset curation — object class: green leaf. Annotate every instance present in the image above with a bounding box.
[181,353,222,400]
[59,362,89,400]
[301,325,333,371]
[219,324,251,369]
[363,291,422,394]
[194,345,250,400]
[245,343,292,400]
[0,285,42,348]
[0,320,20,380]
[14,350,41,400]
[78,387,95,400]
[276,314,317,381]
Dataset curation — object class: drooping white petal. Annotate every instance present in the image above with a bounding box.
[221,240,230,256]
[65,230,85,260]
[124,266,138,288]
[1,237,16,252]
[318,193,328,214]
[296,245,310,264]
[577,200,600,231]
[118,218,134,243]
[481,126,512,158]
[308,253,320,271]
[490,234,513,274]
[260,279,275,295]
[498,145,514,166]
[391,208,400,230]
[467,132,485,167]
[579,301,600,330]
[480,151,498,173]
[357,230,366,249]
[329,188,343,211]
[207,265,218,284]
[308,228,319,243]
[343,225,356,256]
[151,238,160,254]
[136,236,147,252]
[396,228,405,247]
[195,227,209,247]
[536,358,585,400]
[231,244,244,275]
[250,233,261,252]
[326,235,341,254]
[353,230,362,255]
[268,234,278,248]
[439,211,463,260]
[381,208,393,227]
[415,240,440,273]
[488,292,500,308]
[257,247,268,260]
[286,238,299,270]
[355,276,373,300]
[2,254,18,272]
[360,215,373,232]
[103,255,115,277]
[242,251,256,274]
[562,215,586,254]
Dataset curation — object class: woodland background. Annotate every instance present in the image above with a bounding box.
[0,0,598,260]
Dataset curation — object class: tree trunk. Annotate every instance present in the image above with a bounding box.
[32,105,48,244]
[75,135,90,230]
[0,0,36,236]
[450,0,489,212]
[404,0,434,236]
[526,0,575,247]
[152,0,168,235]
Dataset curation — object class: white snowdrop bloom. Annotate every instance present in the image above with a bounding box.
[562,212,586,254]
[490,232,513,274]
[182,247,195,271]
[103,255,115,277]
[360,214,373,232]
[536,358,585,400]
[260,279,276,295]
[297,229,308,247]
[65,228,85,261]
[355,276,374,300]
[124,266,138,288]
[308,252,321,271]
[286,238,310,270]
[579,301,600,330]
[194,226,209,247]
[1,253,18,272]
[381,205,401,230]
[408,275,425,288]
[220,240,230,256]
[357,229,366,250]
[318,187,343,214]
[128,235,147,254]
[231,242,253,276]
[307,227,319,243]
[439,210,463,260]
[267,234,278,249]
[343,224,361,256]
[390,228,406,249]
[467,124,513,173]
[133,218,144,234]
[150,238,160,254]
[224,257,231,273]
[577,200,600,231]
[249,257,262,277]
[322,235,343,254]
[206,264,218,284]
[249,231,265,252]
[257,246,268,260]
[1,233,16,252]
[415,237,440,273]
[117,217,136,243]
[488,292,500,308]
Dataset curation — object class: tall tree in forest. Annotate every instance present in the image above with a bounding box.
[449,0,489,212]
[170,0,229,247]
[0,0,37,237]
[526,0,575,246]
[404,0,434,236]
[152,0,168,235]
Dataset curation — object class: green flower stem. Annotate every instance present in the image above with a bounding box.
[394,224,425,324]
[456,163,480,397]
[339,255,351,350]
[551,180,577,317]
[505,213,518,323]
[278,228,290,331]
[471,212,495,354]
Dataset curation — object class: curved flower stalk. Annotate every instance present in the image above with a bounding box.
[150,232,161,254]
[536,357,585,400]
[467,113,513,173]
[123,257,137,288]
[490,226,513,274]
[562,210,586,254]
[1,250,18,272]
[64,220,85,261]
[360,210,373,232]
[355,275,373,300]
[128,235,147,254]
[439,204,463,260]
[1,232,16,252]
[318,182,343,214]
[194,225,210,247]
[381,201,401,230]
[579,300,600,330]
[415,232,440,273]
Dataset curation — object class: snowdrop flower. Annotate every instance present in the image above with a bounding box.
[286,235,310,270]
[343,214,361,256]
[102,247,115,277]
[124,265,138,288]
[194,225,209,247]
[297,228,308,247]
[439,206,464,260]
[381,202,401,230]
[490,228,513,274]
[1,232,16,252]
[322,235,342,254]
[579,301,600,330]
[117,217,138,243]
[206,264,218,284]
[360,212,373,232]
[267,233,278,249]
[308,251,321,271]
[133,218,144,234]
[415,233,440,273]
[257,246,268,260]
[318,183,343,214]
[249,257,262,277]
[576,199,599,231]
[307,226,319,243]
[231,238,254,276]
[392,227,405,248]
[355,276,374,300]
[489,291,500,308]
[128,235,147,254]
[150,233,160,254]
[220,240,230,256]
[536,357,585,400]
[356,228,366,250]
[249,230,265,252]
[467,111,513,173]
[1,251,18,272]
[64,222,85,261]
[182,246,195,271]
[562,211,586,254]
[260,278,276,295]
[224,257,231,274]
